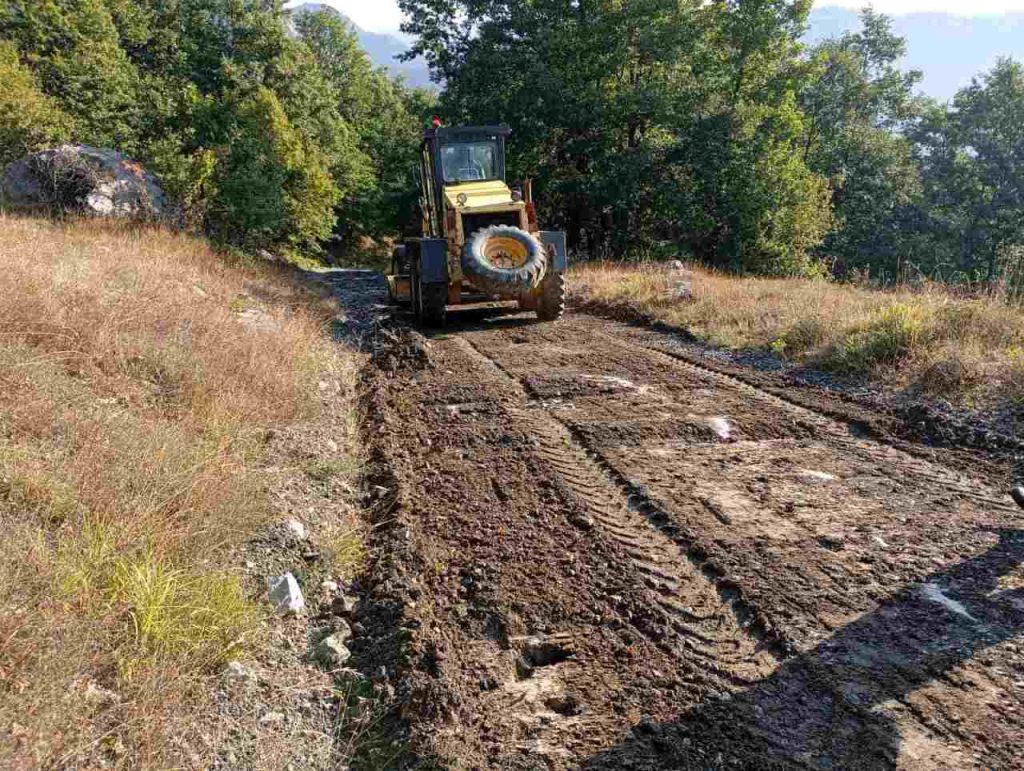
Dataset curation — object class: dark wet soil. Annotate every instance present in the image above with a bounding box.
[323,271,1024,770]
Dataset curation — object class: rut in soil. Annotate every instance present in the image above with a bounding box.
[353,293,1024,770]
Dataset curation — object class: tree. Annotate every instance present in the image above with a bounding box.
[0,40,70,168]
[206,87,339,251]
[1,0,428,254]
[914,58,1024,284]
[294,7,432,242]
[799,10,924,278]
[0,0,143,153]
[399,0,832,274]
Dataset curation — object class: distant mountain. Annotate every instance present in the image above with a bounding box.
[287,3,434,90]
[807,8,1024,101]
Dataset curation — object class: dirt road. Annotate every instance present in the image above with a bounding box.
[335,274,1024,769]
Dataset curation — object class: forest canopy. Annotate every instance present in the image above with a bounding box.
[1,0,1023,287]
[0,0,432,255]
[401,0,1024,285]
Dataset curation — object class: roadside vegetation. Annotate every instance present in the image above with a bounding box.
[0,215,360,766]
[0,0,432,255]
[572,262,1024,403]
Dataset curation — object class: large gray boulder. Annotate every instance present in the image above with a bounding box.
[1,145,166,219]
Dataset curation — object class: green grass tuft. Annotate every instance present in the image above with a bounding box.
[109,552,257,663]
[826,303,929,373]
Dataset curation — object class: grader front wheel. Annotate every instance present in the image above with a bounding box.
[536,272,566,321]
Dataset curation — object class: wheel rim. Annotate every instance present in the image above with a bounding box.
[482,236,529,269]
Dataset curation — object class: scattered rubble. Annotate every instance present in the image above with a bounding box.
[314,634,353,668]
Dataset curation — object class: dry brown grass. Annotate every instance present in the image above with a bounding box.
[0,215,352,766]
[571,262,1024,402]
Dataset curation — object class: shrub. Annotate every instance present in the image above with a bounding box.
[208,88,340,252]
[0,41,71,169]
[777,317,828,356]
[572,262,1024,402]
[109,553,256,663]
[827,303,931,373]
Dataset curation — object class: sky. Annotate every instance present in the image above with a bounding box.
[823,1,1024,12]
[302,1,1024,33]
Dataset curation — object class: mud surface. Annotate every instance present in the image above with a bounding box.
[350,288,1024,770]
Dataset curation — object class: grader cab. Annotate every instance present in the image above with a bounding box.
[386,124,567,326]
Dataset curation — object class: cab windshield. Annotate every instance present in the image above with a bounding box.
[440,140,499,183]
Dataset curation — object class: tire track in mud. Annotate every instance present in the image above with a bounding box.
[594,327,1022,509]
[357,305,1024,770]
[455,317,1024,770]
[457,335,792,669]
[360,326,790,768]
[592,324,1022,512]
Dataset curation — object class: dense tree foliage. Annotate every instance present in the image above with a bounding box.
[399,0,1024,282]
[799,11,924,278]
[0,40,71,168]
[400,0,832,275]
[0,0,430,254]
[911,59,1024,287]
[2,0,1023,283]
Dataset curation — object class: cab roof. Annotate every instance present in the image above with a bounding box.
[423,125,512,143]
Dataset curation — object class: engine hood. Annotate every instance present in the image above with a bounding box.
[443,180,519,210]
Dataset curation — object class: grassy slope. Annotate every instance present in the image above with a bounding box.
[0,216,359,766]
[571,262,1024,404]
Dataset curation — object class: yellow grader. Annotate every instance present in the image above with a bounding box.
[386,124,567,326]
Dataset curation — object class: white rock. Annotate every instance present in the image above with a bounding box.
[223,661,258,688]
[707,416,732,441]
[236,308,282,333]
[315,634,352,667]
[268,573,305,615]
[325,439,339,453]
[321,580,339,596]
[282,519,307,540]
[920,583,978,623]
[83,680,117,705]
[799,469,836,484]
